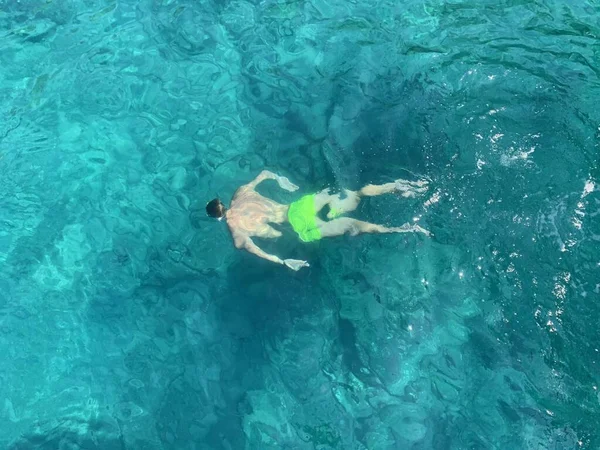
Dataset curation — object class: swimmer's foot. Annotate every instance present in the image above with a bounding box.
[390,223,432,236]
[394,178,429,198]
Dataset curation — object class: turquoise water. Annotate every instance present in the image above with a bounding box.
[1,0,599,448]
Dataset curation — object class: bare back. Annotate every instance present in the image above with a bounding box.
[226,184,288,246]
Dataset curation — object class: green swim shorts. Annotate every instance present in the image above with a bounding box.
[288,194,321,242]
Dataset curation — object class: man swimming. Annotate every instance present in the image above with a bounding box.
[206,170,431,271]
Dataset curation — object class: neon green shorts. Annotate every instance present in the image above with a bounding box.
[288,194,321,242]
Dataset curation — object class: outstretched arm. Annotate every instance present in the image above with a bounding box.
[239,235,283,265]
[247,170,299,192]
[235,235,309,271]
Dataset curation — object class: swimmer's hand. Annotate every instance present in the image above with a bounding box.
[283,259,309,271]
[277,176,299,192]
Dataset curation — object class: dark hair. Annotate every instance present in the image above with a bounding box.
[206,198,226,218]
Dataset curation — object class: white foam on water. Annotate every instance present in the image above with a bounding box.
[572,178,596,230]
[582,179,594,197]
[423,190,441,209]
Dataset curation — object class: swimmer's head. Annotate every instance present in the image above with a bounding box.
[206,198,226,220]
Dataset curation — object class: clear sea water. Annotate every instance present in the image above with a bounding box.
[1,0,599,448]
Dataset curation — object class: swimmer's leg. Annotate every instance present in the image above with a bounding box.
[359,178,429,198]
[315,177,429,220]
[317,217,431,237]
[315,188,361,219]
